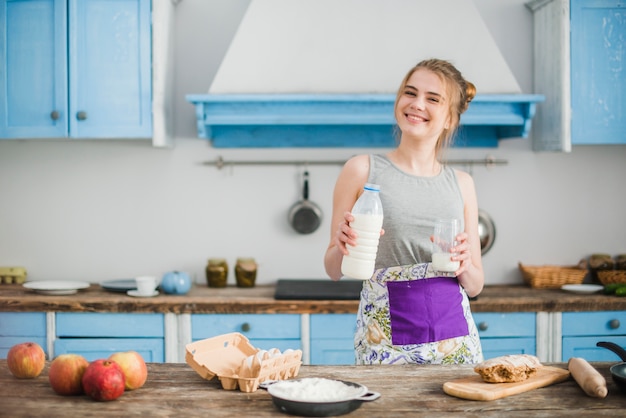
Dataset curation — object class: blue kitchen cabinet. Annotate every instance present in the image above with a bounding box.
[54,312,164,362]
[0,0,152,139]
[473,313,536,359]
[0,312,47,359]
[562,311,626,361]
[570,0,626,145]
[310,314,356,365]
[191,314,301,352]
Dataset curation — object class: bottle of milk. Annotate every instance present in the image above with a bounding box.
[341,183,384,280]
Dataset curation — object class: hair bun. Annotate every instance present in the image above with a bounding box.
[463,81,476,113]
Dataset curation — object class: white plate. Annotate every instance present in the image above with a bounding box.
[561,284,604,294]
[23,280,91,295]
[127,289,159,298]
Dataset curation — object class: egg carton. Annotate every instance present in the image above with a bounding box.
[0,267,27,284]
[185,332,302,393]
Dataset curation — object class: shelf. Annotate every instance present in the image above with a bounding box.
[186,93,544,148]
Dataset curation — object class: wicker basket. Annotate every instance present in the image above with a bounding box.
[518,262,587,289]
[597,270,626,286]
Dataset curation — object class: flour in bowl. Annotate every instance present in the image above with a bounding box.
[269,378,364,402]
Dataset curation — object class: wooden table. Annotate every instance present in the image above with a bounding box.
[2,360,626,417]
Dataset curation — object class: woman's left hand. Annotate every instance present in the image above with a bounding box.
[451,231,472,276]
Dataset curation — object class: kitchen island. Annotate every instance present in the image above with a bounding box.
[1,360,625,417]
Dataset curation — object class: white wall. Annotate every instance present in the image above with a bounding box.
[0,0,624,287]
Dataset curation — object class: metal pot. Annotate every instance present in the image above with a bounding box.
[288,171,323,234]
[478,209,496,255]
[596,341,626,392]
[261,378,380,417]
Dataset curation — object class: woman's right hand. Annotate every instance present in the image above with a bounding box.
[333,211,355,256]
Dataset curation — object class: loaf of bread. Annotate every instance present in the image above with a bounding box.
[474,354,543,383]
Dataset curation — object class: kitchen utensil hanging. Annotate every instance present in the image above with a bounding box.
[288,171,323,234]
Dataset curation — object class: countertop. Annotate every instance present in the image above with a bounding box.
[1,360,625,417]
[1,283,625,314]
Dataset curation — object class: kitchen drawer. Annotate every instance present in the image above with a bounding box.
[473,313,536,337]
[0,312,47,359]
[56,313,164,338]
[54,338,163,362]
[562,311,626,336]
[191,314,301,352]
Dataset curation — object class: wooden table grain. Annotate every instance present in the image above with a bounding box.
[2,360,626,417]
[1,283,625,314]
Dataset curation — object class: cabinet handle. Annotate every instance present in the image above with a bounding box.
[76,111,88,121]
[478,322,488,331]
[240,322,251,332]
[50,110,60,121]
[609,319,620,329]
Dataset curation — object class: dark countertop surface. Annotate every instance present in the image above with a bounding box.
[1,360,626,417]
[1,282,625,314]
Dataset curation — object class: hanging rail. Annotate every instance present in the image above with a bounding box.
[200,155,508,170]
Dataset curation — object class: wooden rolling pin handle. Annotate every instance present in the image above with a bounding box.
[567,357,608,398]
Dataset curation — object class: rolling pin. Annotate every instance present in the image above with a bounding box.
[567,357,608,398]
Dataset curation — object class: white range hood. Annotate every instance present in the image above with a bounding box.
[188,0,543,148]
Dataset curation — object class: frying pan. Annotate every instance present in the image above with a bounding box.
[261,378,380,417]
[288,171,322,234]
[596,341,626,392]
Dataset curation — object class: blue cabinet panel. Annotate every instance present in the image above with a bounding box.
[310,314,356,365]
[0,0,151,139]
[562,311,626,336]
[0,312,47,358]
[56,312,164,337]
[563,336,626,361]
[473,313,536,359]
[191,314,301,351]
[480,338,536,359]
[54,337,163,362]
[571,0,626,144]
[68,0,152,138]
[0,0,67,138]
[562,311,626,361]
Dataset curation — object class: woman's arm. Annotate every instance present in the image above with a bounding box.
[453,170,485,297]
[324,155,371,280]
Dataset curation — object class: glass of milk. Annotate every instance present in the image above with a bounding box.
[432,219,461,272]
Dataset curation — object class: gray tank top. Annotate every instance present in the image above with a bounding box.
[368,154,465,268]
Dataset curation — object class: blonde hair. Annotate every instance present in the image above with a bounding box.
[394,59,476,158]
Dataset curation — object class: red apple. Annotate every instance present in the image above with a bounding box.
[7,342,46,379]
[81,359,126,401]
[48,354,89,395]
[108,351,148,390]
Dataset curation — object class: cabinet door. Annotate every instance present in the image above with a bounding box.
[571,0,626,144]
[310,314,356,365]
[68,0,152,138]
[55,312,164,362]
[0,0,67,138]
[0,312,47,358]
[191,314,301,352]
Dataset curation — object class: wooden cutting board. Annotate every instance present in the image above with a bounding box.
[443,366,570,401]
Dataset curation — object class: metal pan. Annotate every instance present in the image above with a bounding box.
[478,209,496,255]
[288,171,323,234]
[596,341,626,392]
[261,378,380,417]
